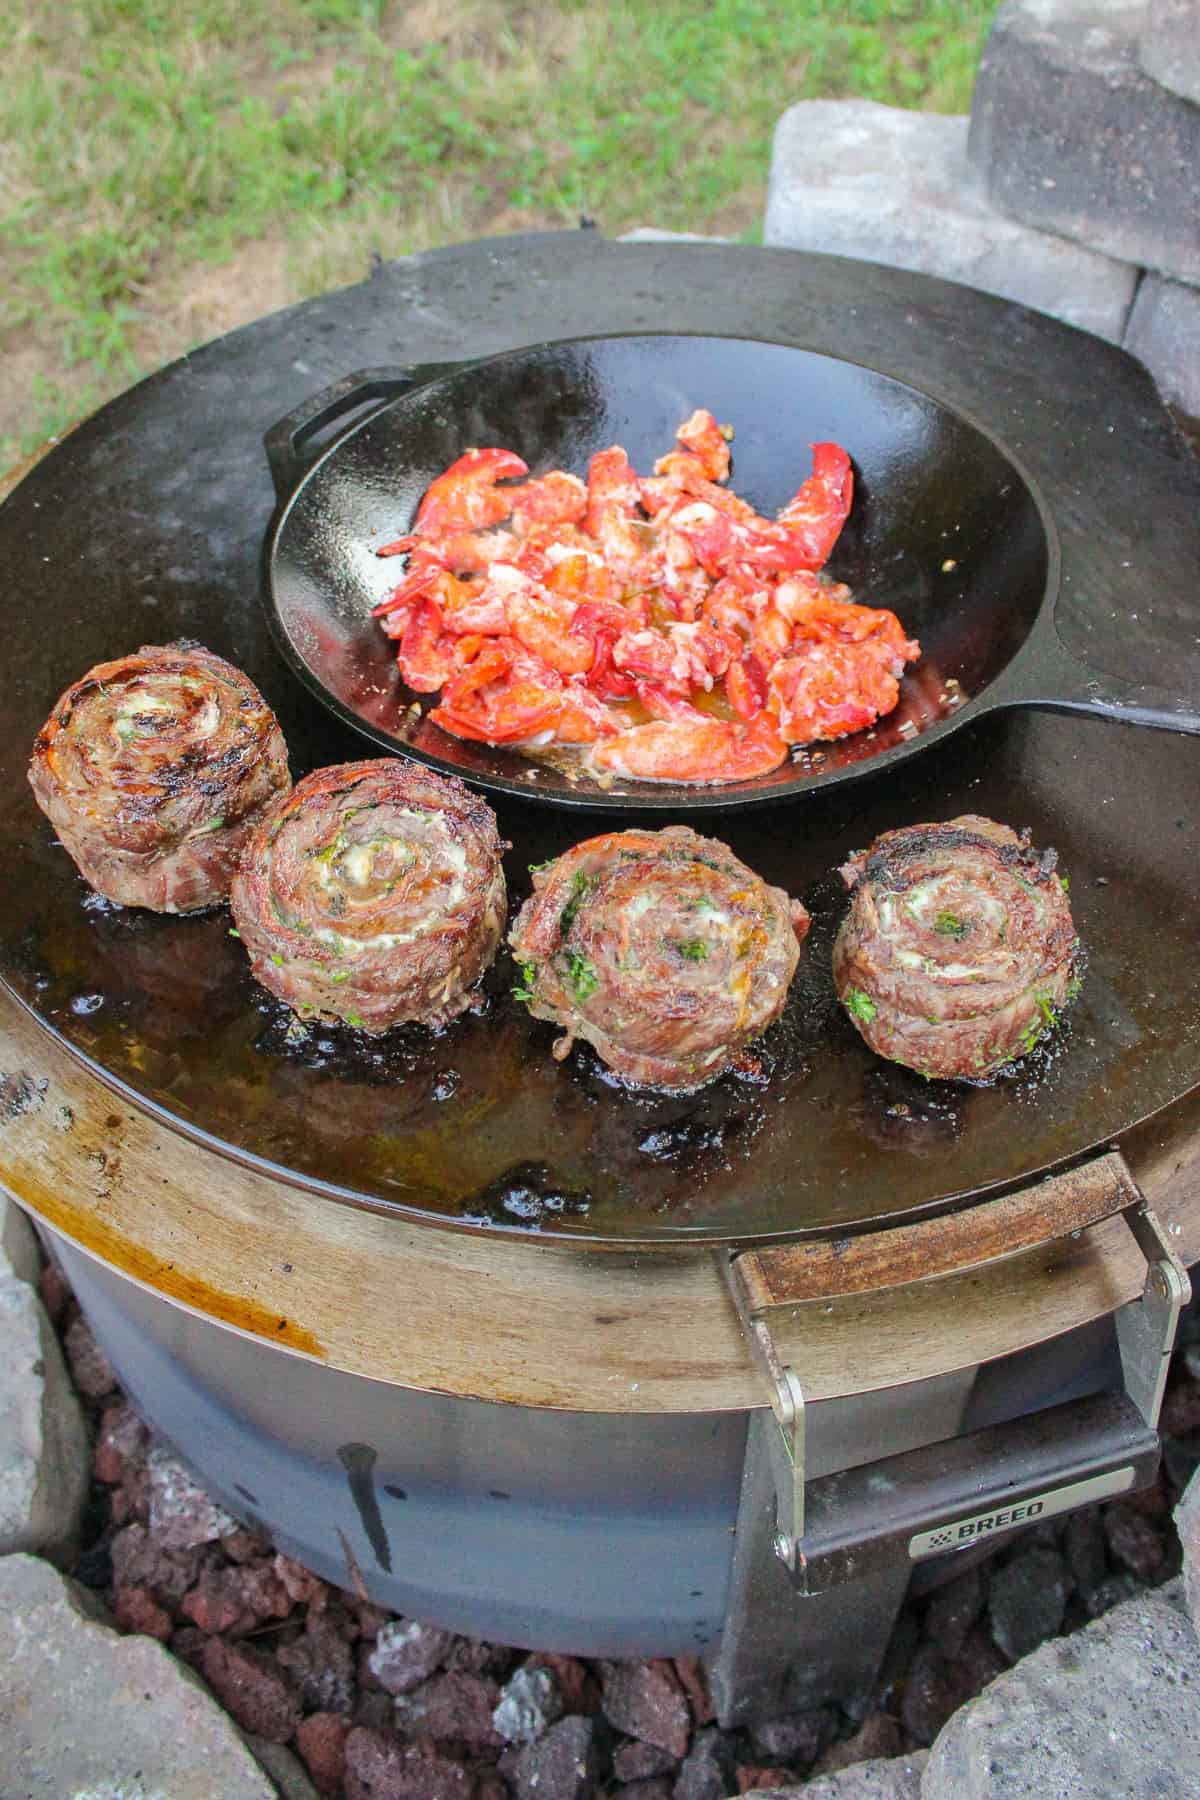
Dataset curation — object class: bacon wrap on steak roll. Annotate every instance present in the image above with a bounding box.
[230,759,506,1032]
[833,815,1080,1080]
[509,826,809,1090]
[28,642,290,913]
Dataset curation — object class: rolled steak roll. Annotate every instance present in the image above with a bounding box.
[833,814,1080,1080]
[28,642,290,912]
[509,825,809,1089]
[230,759,506,1032]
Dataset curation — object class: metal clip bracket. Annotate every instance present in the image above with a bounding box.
[725,1183,1190,1584]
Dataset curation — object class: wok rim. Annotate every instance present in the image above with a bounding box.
[261,329,1063,813]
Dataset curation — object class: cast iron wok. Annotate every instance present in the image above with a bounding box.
[262,333,1200,811]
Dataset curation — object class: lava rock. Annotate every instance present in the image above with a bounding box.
[1065,1506,1109,1594]
[0,1554,277,1796]
[924,1580,1200,1797]
[735,1765,793,1791]
[923,1563,988,1661]
[63,1312,117,1398]
[672,1654,715,1727]
[529,1650,601,1715]
[1103,1504,1165,1579]
[494,1661,565,1744]
[182,1558,292,1635]
[93,1399,150,1485]
[954,1626,1007,1700]
[512,1713,601,1800]
[368,1618,455,1694]
[1163,1374,1200,1439]
[898,1643,972,1747]
[1140,0,1200,104]
[673,1722,737,1800]
[986,1545,1069,1662]
[811,1711,903,1777]
[967,0,1200,285]
[109,1520,209,1605]
[200,1635,302,1743]
[147,1442,239,1549]
[111,1581,173,1641]
[278,1614,357,1714]
[613,1739,680,1781]
[394,1669,504,1749]
[297,1711,352,1796]
[37,1260,71,1326]
[746,1708,837,1765]
[276,1550,331,1608]
[618,1780,676,1800]
[344,1729,474,1800]
[602,1659,691,1758]
[1083,1571,1143,1619]
[764,99,1136,342]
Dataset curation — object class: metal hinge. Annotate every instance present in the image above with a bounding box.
[725,1192,1189,1587]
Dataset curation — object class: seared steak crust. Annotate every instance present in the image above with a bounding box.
[509,825,809,1090]
[832,814,1079,1079]
[28,642,290,912]
[230,759,506,1033]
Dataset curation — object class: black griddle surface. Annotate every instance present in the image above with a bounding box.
[1,233,1198,1246]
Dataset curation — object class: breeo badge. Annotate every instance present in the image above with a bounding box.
[908,1467,1136,1561]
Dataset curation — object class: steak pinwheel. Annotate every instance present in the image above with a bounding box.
[509,826,809,1089]
[28,642,290,913]
[230,759,506,1033]
[833,815,1080,1080]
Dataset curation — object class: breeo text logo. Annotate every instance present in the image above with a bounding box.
[907,1468,1136,1562]
[955,1500,1043,1540]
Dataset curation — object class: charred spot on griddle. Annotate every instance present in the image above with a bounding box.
[460,1161,591,1229]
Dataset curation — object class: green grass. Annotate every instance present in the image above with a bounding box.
[1,0,1000,464]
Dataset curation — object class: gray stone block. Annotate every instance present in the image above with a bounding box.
[1176,1466,1200,1634]
[1141,0,1200,104]
[741,1753,928,1798]
[0,1555,279,1798]
[620,229,733,243]
[968,0,1200,285]
[922,1580,1200,1798]
[0,1202,88,1559]
[764,100,1136,341]
[1124,269,1200,416]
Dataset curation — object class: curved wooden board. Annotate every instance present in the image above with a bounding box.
[2,988,1198,1412]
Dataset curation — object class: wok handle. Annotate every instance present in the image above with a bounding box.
[977,599,1200,735]
[263,363,462,502]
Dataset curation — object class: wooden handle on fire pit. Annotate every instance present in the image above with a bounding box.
[735,1152,1143,1311]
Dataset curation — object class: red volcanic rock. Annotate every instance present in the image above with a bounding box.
[111,1584,172,1642]
[735,1767,793,1792]
[93,1403,150,1486]
[343,1729,473,1800]
[182,1561,291,1636]
[274,1551,330,1608]
[1103,1505,1166,1579]
[64,1315,117,1398]
[367,1619,455,1696]
[394,1670,503,1750]
[200,1637,301,1744]
[296,1712,351,1796]
[526,1653,600,1716]
[278,1615,356,1715]
[38,1262,71,1326]
[109,1523,208,1606]
[600,1660,691,1759]
[672,1656,715,1727]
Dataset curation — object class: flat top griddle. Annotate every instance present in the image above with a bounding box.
[1,232,1198,1248]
